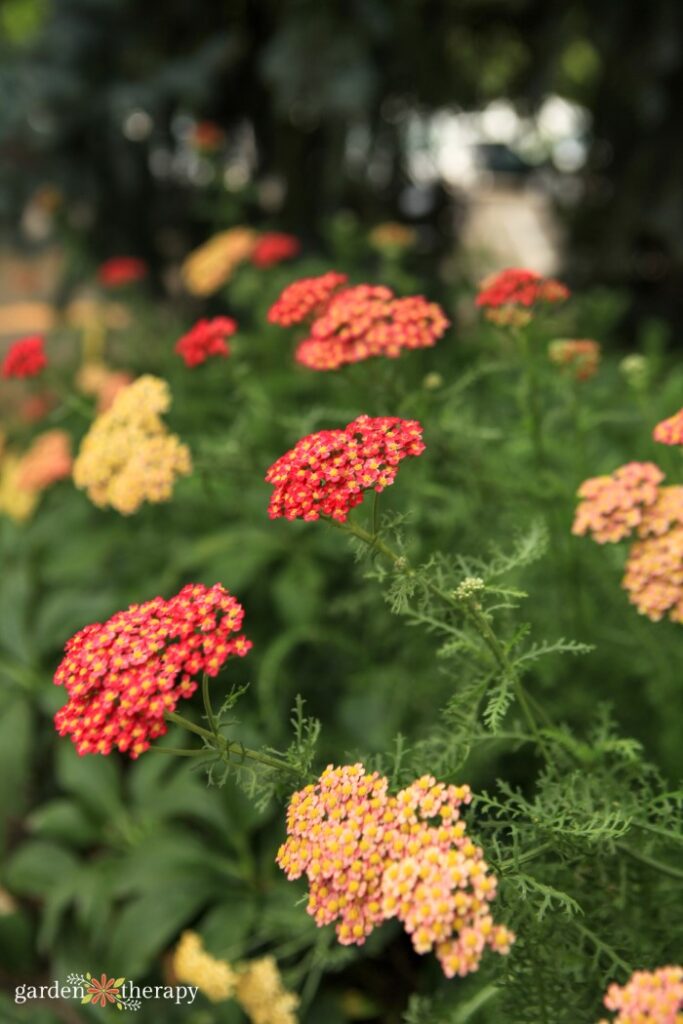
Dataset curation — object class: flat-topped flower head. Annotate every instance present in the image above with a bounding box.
[98,257,147,288]
[653,408,683,447]
[265,415,425,522]
[549,339,601,380]
[296,285,449,370]
[172,931,237,1002]
[476,268,569,326]
[267,272,349,326]
[572,462,665,544]
[54,583,251,758]
[251,233,301,268]
[2,335,47,379]
[181,228,258,296]
[597,965,683,1024]
[277,765,513,978]
[73,375,192,514]
[623,526,683,624]
[175,317,238,368]
[16,429,72,492]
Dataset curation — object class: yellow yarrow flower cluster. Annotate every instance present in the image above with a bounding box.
[181,227,257,296]
[73,375,192,515]
[172,931,237,1002]
[171,932,298,1023]
[0,453,40,523]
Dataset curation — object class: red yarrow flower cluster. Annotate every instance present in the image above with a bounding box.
[175,317,238,367]
[2,335,47,379]
[98,257,148,288]
[265,415,425,522]
[268,272,349,327]
[476,268,569,326]
[54,583,251,758]
[268,273,449,370]
[653,407,683,447]
[277,764,514,979]
[250,232,301,268]
[572,462,664,544]
[597,965,683,1024]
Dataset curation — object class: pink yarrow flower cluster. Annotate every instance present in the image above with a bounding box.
[54,583,251,758]
[265,415,425,522]
[268,272,448,370]
[597,966,683,1024]
[277,764,514,978]
[175,317,238,367]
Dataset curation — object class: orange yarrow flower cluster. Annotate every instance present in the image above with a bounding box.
[277,764,513,979]
[16,429,72,491]
[54,583,251,758]
[653,407,683,447]
[476,268,569,327]
[268,273,448,370]
[597,965,683,1024]
[265,415,425,522]
[549,339,601,380]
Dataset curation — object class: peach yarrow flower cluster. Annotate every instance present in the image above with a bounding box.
[597,965,683,1024]
[277,764,514,979]
[572,463,664,544]
[573,463,683,623]
[268,273,448,370]
[476,268,569,327]
[265,415,425,522]
[653,407,683,447]
[73,375,192,514]
[53,583,251,758]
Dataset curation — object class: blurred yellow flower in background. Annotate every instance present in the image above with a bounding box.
[73,375,192,515]
[181,228,257,296]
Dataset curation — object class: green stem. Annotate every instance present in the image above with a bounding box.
[616,842,683,881]
[336,518,548,754]
[202,672,219,741]
[498,842,552,872]
[165,711,298,773]
[148,746,211,758]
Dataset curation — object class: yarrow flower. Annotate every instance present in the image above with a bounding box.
[75,362,134,412]
[73,375,192,514]
[175,317,238,367]
[53,583,251,758]
[267,272,349,327]
[2,335,47,379]
[549,339,601,380]
[0,454,40,523]
[97,257,147,288]
[621,486,683,624]
[16,429,72,491]
[277,764,514,978]
[476,268,569,326]
[172,932,298,1023]
[172,931,237,1002]
[653,408,683,447]
[572,463,664,544]
[181,228,257,296]
[368,221,417,252]
[597,965,683,1024]
[190,120,225,152]
[265,415,425,522]
[268,274,448,370]
[250,232,301,268]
